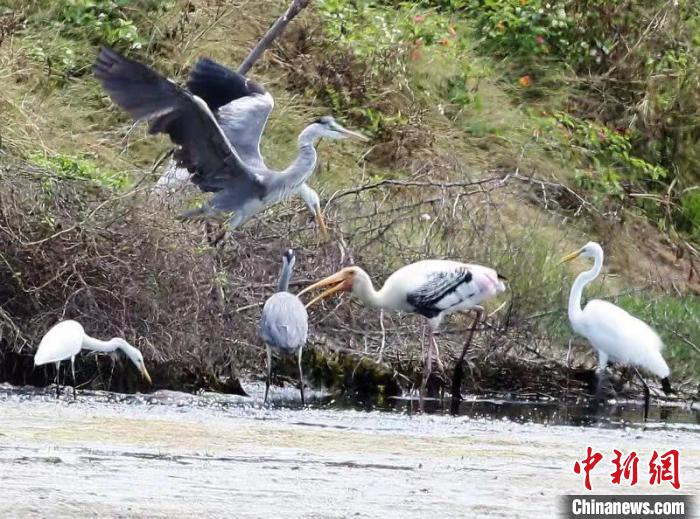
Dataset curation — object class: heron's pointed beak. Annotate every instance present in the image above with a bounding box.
[559,248,583,265]
[340,127,370,142]
[298,271,352,308]
[332,122,369,142]
[141,366,152,385]
[315,207,328,237]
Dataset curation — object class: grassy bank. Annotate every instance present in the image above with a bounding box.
[0,0,698,399]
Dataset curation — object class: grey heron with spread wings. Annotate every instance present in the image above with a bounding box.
[94,47,367,234]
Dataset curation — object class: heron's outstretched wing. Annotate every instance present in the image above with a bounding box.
[93,47,265,195]
[187,58,274,169]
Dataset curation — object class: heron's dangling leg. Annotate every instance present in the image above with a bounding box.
[55,361,61,399]
[177,205,218,222]
[314,205,328,238]
[264,345,272,405]
[71,355,77,400]
[450,307,483,415]
[633,368,650,422]
[298,348,305,406]
[226,212,245,231]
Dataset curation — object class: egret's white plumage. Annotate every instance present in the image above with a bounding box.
[35,320,152,397]
[562,241,673,418]
[35,320,84,367]
[299,259,506,388]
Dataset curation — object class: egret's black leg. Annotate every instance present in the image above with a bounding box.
[71,356,77,400]
[594,369,606,400]
[661,377,675,395]
[450,308,482,416]
[55,361,61,399]
[298,348,305,406]
[264,345,272,405]
[634,368,650,422]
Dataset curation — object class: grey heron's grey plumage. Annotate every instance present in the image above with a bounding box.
[259,249,309,405]
[94,48,366,233]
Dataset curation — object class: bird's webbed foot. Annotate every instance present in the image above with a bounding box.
[177,205,218,223]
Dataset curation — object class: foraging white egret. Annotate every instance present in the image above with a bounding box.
[34,320,152,398]
[561,241,674,419]
[298,260,507,393]
[260,250,309,405]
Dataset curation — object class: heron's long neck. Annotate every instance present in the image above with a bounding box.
[353,272,392,309]
[81,335,120,353]
[272,129,318,196]
[568,253,603,329]
[277,262,293,293]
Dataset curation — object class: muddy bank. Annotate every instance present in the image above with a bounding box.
[2,339,681,408]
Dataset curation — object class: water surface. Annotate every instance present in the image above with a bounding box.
[1,383,697,518]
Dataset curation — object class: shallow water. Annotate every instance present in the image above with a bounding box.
[1,383,698,518]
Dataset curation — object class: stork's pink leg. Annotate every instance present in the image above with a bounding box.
[432,332,445,373]
[420,333,435,397]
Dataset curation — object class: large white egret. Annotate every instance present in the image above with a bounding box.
[34,320,152,398]
[259,250,309,405]
[298,260,507,397]
[561,241,674,420]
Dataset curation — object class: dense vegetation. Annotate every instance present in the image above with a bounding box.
[0,0,698,398]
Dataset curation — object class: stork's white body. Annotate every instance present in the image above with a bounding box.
[373,260,506,325]
[301,259,507,390]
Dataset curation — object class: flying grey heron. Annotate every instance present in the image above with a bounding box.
[155,162,328,235]
[34,320,152,398]
[94,47,367,234]
[298,260,507,397]
[260,249,309,405]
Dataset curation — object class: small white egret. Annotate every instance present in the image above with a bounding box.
[298,260,507,397]
[561,241,674,420]
[259,250,309,405]
[34,320,152,398]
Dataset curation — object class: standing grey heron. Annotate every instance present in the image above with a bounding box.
[34,320,152,398]
[260,249,309,405]
[94,48,367,234]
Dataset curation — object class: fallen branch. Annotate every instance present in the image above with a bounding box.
[238,0,312,75]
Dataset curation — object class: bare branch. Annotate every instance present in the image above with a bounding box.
[238,0,312,75]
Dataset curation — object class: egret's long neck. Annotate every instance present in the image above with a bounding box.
[271,127,318,198]
[568,251,603,329]
[81,335,120,353]
[353,271,392,309]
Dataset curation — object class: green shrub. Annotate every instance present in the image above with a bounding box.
[29,153,129,192]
